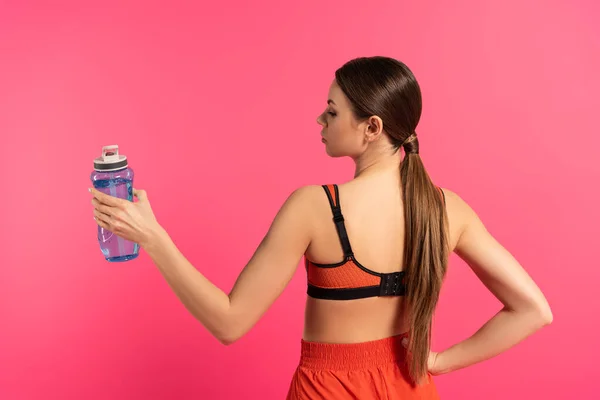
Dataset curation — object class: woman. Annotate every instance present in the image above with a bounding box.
[90,56,553,399]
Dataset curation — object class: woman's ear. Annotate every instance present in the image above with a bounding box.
[364,115,384,142]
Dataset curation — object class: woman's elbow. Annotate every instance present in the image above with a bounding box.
[218,335,239,346]
[214,325,247,346]
[531,300,553,328]
[538,304,553,326]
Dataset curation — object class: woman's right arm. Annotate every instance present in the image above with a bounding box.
[432,190,553,375]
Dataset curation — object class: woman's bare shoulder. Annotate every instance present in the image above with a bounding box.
[438,187,482,251]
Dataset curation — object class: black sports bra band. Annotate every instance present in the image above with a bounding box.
[322,185,354,258]
[307,270,406,300]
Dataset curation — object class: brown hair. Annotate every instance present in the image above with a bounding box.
[335,56,449,384]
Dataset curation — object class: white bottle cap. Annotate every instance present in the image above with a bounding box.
[93,145,128,172]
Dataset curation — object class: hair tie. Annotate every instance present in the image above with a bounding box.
[402,133,419,154]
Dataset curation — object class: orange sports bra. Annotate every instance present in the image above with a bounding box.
[305,184,445,301]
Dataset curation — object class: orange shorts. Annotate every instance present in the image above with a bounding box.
[286,333,440,399]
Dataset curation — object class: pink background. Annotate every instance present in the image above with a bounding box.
[1,0,598,398]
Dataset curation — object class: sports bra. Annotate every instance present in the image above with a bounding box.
[305,184,445,301]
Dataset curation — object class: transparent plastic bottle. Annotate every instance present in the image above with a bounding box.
[90,145,139,262]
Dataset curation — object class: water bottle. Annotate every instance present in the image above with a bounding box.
[91,145,139,262]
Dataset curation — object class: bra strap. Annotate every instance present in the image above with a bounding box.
[322,184,354,258]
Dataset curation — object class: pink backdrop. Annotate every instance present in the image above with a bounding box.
[1,0,598,398]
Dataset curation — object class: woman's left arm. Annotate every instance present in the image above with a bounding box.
[91,186,315,345]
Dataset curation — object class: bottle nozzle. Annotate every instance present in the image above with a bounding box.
[102,145,120,161]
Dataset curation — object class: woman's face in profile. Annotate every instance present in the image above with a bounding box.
[316,80,366,158]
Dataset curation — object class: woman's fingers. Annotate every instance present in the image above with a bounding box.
[93,208,111,224]
[89,187,126,208]
[91,198,116,217]
[133,188,147,202]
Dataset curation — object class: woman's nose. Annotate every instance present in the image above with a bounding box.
[316,112,325,126]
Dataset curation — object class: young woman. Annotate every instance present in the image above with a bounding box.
[90,56,552,399]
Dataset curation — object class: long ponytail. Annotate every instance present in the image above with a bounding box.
[400,135,449,384]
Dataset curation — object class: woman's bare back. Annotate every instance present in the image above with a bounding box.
[303,174,463,343]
